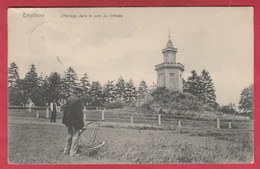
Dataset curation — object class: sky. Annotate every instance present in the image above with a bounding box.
[8,7,253,106]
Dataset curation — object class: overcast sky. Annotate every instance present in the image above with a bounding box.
[8,7,253,106]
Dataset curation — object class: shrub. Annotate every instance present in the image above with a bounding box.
[150,87,205,113]
[105,99,127,109]
[219,104,238,114]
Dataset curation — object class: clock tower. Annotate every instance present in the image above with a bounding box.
[155,35,185,92]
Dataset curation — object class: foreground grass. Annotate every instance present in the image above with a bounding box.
[8,117,253,164]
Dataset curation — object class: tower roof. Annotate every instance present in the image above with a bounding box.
[166,34,174,48]
[162,34,177,53]
[166,38,174,48]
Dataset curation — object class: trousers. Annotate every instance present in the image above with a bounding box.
[50,111,56,122]
[63,126,80,156]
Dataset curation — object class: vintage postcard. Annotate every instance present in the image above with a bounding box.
[7,7,253,164]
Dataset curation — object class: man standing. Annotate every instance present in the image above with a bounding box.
[50,99,57,122]
[62,86,85,156]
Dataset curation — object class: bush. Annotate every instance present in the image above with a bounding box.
[105,99,127,109]
[219,104,239,115]
[150,87,205,113]
[142,103,152,111]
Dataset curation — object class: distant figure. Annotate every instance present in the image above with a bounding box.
[56,100,61,113]
[62,86,85,157]
[50,99,57,122]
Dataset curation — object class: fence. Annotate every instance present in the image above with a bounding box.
[83,109,252,130]
[8,106,253,130]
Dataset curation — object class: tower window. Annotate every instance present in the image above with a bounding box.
[170,73,174,84]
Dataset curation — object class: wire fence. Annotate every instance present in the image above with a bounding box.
[8,106,253,130]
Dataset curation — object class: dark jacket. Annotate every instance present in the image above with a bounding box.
[62,96,84,129]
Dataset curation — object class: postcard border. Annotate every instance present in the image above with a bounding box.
[0,0,259,169]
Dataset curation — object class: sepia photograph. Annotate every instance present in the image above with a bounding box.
[8,7,254,164]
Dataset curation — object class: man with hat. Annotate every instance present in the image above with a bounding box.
[62,86,85,156]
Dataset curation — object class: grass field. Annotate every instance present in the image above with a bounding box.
[8,115,253,164]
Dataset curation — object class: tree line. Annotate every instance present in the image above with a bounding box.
[183,70,253,116]
[8,62,150,107]
[8,62,253,117]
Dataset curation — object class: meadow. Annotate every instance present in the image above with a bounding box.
[8,111,253,164]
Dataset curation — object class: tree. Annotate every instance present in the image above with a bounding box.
[8,62,20,87]
[183,79,188,92]
[103,80,116,104]
[61,67,78,98]
[185,70,218,108]
[89,81,103,107]
[185,70,200,96]
[149,82,157,92]
[45,72,62,103]
[21,64,42,106]
[115,76,126,101]
[36,73,48,106]
[24,64,38,87]
[8,79,23,106]
[80,73,91,91]
[138,80,148,96]
[239,84,254,117]
[80,73,91,106]
[8,62,23,105]
[125,79,137,103]
[199,70,217,107]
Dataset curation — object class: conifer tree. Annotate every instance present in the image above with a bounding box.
[46,72,62,103]
[199,69,217,107]
[115,76,126,101]
[138,80,148,96]
[89,81,103,107]
[80,73,91,106]
[8,62,20,87]
[125,79,137,103]
[8,62,22,105]
[61,67,78,98]
[185,70,200,97]
[185,69,218,107]
[21,64,42,105]
[103,80,116,104]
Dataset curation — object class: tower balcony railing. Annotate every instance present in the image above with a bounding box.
[155,62,185,71]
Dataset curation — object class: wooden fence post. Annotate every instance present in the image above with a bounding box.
[178,119,181,127]
[102,109,105,121]
[131,116,134,124]
[228,122,232,129]
[36,111,39,118]
[46,107,49,119]
[217,118,220,129]
[158,114,161,126]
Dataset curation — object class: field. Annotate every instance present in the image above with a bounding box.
[8,109,254,164]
